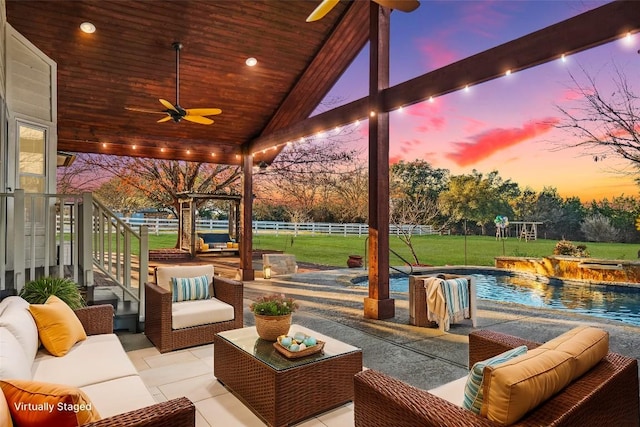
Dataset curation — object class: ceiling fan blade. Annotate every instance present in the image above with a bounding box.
[157,116,172,123]
[185,108,222,117]
[306,0,340,22]
[159,98,179,113]
[374,0,420,12]
[183,115,213,125]
[126,107,166,114]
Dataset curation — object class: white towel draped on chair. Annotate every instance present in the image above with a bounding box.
[424,277,470,331]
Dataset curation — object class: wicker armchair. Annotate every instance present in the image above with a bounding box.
[74,305,195,427]
[144,265,243,353]
[354,330,640,427]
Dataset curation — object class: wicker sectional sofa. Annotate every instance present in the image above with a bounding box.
[0,296,194,426]
[354,329,640,426]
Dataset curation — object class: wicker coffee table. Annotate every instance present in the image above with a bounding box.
[214,325,363,427]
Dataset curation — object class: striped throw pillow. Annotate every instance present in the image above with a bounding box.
[462,345,528,414]
[171,275,210,302]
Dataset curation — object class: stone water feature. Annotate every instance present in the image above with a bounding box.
[495,256,640,285]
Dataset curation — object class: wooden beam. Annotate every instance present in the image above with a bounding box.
[364,3,394,320]
[249,0,369,154]
[240,152,254,281]
[382,0,640,111]
[250,1,640,149]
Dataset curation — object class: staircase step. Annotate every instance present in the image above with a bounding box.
[114,300,139,333]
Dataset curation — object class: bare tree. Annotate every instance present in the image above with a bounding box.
[390,195,441,265]
[56,154,106,194]
[81,155,241,216]
[255,125,365,222]
[555,64,640,166]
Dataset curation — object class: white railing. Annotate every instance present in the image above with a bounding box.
[2,191,149,322]
[108,217,437,237]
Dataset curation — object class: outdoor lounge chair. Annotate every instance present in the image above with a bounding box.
[144,264,243,353]
[354,329,640,426]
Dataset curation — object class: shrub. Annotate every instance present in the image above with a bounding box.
[19,277,85,309]
[581,214,620,242]
[553,240,589,257]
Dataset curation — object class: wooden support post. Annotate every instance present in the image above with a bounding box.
[240,153,255,281]
[365,3,394,320]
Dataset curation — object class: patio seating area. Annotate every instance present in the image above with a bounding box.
[113,259,640,426]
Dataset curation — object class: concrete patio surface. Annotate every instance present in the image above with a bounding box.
[121,261,640,426]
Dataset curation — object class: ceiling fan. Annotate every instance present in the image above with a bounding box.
[306,0,420,22]
[126,42,222,125]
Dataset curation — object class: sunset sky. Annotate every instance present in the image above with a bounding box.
[320,0,640,201]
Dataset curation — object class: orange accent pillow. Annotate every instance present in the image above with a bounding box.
[0,379,100,427]
[28,295,87,357]
[0,387,13,427]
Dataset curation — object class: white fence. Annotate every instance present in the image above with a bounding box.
[117,218,436,237]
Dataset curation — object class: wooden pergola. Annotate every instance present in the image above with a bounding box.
[5,0,640,319]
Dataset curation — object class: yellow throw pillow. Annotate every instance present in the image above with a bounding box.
[28,295,87,357]
[0,379,100,427]
[481,348,575,426]
[539,325,609,378]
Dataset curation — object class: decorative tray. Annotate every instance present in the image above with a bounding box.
[273,339,325,359]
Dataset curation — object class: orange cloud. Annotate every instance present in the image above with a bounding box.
[445,117,560,166]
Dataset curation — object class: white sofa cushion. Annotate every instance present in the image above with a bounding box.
[428,376,467,407]
[32,334,138,388]
[155,264,214,293]
[172,298,234,329]
[0,297,39,362]
[81,375,157,418]
[0,327,32,380]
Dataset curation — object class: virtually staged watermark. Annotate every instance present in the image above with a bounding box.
[13,401,93,413]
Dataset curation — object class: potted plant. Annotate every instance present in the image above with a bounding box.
[250,294,298,341]
[19,276,85,309]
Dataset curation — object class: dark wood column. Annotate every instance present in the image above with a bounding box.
[365,3,393,320]
[240,152,255,281]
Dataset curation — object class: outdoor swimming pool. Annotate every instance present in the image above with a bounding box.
[355,273,640,327]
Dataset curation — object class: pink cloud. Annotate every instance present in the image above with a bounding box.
[417,40,457,69]
[461,117,486,134]
[445,117,560,166]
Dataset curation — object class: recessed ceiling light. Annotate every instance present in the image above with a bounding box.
[80,22,96,34]
[245,57,257,67]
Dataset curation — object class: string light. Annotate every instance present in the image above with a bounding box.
[102,143,107,148]
[369,111,376,117]
[505,69,512,76]
[211,152,216,157]
[132,145,137,150]
[561,54,567,62]
[429,96,434,103]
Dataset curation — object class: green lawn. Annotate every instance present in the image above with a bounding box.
[148,233,640,267]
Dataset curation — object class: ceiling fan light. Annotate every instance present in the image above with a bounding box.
[80,22,96,34]
[245,57,258,67]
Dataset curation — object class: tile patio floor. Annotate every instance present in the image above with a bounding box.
[122,265,640,426]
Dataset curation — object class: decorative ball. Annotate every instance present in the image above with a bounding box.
[303,336,317,347]
[293,332,306,343]
[280,336,293,347]
[299,343,307,350]
[289,343,300,352]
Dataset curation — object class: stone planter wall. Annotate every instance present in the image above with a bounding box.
[495,256,640,284]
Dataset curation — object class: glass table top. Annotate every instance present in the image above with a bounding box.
[216,324,361,371]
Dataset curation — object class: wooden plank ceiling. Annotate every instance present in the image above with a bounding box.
[5,0,368,165]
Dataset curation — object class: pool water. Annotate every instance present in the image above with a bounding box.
[356,273,640,327]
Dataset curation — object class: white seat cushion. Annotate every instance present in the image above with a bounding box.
[81,375,156,418]
[32,334,138,388]
[428,376,467,407]
[172,298,234,329]
[0,297,39,362]
[0,327,32,380]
